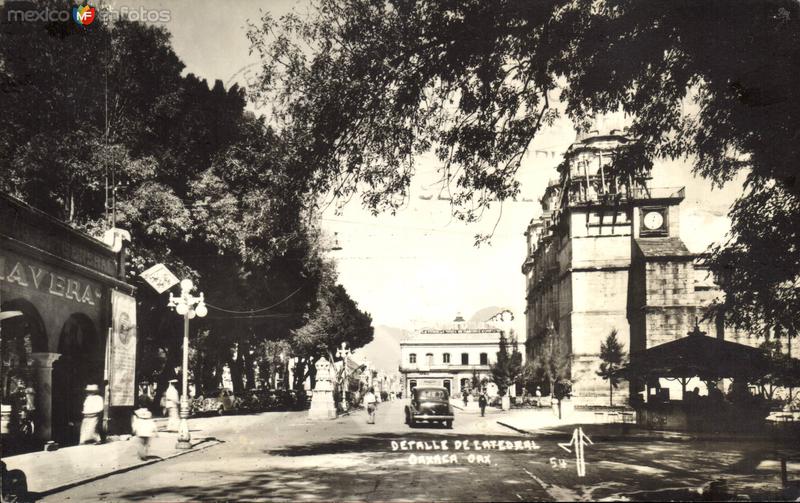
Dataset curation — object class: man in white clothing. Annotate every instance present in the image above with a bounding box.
[165,379,180,432]
[79,384,104,444]
[363,387,378,424]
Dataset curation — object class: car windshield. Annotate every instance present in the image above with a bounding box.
[418,389,447,400]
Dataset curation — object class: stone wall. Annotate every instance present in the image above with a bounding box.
[643,259,697,348]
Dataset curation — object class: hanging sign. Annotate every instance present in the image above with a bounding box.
[110,290,137,406]
[140,263,179,294]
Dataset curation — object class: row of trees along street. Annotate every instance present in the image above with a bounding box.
[0,3,373,406]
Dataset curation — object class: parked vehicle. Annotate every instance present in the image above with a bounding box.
[221,388,310,414]
[404,387,454,428]
[191,389,242,416]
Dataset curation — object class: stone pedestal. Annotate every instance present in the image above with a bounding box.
[30,352,61,441]
[308,358,337,421]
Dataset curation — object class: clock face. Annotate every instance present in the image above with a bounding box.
[643,211,665,231]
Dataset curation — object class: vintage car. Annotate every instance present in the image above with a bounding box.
[404,387,454,428]
[191,389,241,416]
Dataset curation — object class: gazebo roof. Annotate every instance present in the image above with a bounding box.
[616,326,769,380]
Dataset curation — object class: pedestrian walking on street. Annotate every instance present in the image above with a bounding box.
[364,387,378,424]
[132,408,157,460]
[165,379,180,432]
[462,389,469,407]
[79,384,103,444]
[478,392,487,417]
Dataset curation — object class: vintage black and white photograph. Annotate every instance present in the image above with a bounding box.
[1,0,800,501]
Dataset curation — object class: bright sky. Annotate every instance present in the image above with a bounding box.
[115,0,746,330]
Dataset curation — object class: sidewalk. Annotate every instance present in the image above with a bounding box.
[450,399,505,414]
[496,407,800,443]
[2,430,219,496]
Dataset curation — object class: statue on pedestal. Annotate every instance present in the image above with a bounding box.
[308,357,337,420]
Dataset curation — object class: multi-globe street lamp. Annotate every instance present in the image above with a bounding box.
[336,342,351,411]
[168,278,207,449]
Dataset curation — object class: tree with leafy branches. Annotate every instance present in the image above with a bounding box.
[490,331,523,397]
[0,4,372,405]
[755,339,800,403]
[534,320,572,417]
[596,329,626,407]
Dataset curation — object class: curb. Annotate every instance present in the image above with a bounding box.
[496,421,531,436]
[496,421,796,444]
[496,420,685,442]
[34,437,222,498]
[496,420,697,442]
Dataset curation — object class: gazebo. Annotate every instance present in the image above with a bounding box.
[619,325,769,397]
[615,325,774,432]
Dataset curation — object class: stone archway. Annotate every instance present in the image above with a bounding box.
[1,299,48,443]
[52,313,102,445]
[1,300,47,397]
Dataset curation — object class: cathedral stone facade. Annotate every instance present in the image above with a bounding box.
[521,116,752,406]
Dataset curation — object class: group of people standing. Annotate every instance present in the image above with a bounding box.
[77,379,184,460]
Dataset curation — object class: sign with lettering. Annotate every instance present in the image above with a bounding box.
[139,263,179,294]
[0,254,102,306]
[110,290,137,406]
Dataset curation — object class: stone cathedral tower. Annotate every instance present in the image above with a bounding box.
[522,113,726,405]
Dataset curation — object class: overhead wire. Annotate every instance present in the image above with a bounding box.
[204,285,304,314]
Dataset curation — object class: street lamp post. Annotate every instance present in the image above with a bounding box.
[168,278,207,450]
[336,342,351,411]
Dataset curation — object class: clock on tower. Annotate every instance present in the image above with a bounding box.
[640,207,667,236]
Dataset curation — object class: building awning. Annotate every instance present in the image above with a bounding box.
[615,326,769,381]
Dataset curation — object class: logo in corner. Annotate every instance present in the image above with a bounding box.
[72,4,96,25]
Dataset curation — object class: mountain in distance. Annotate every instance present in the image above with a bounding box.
[355,325,407,373]
[468,306,505,322]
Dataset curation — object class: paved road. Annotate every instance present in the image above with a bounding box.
[43,400,799,501]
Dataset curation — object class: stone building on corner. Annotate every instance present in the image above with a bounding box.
[521,114,754,406]
[0,193,136,446]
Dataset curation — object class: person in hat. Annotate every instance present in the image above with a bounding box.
[132,407,157,460]
[478,390,488,417]
[79,384,104,444]
[165,379,180,432]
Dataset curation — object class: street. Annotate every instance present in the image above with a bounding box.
[42,401,799,502]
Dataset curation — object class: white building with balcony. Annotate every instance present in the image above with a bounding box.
[398,310,523,397]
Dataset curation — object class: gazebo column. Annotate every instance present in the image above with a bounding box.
[679,378,690,400]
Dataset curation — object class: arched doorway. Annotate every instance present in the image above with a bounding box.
[52,313,102,445]
[1,299,47,447]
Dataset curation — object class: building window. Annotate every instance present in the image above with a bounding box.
[461,353,469,365]
[443,353,450,364]
[426,353,433,366]
[409,353,416,364]
[480,353,488,365]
